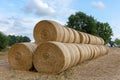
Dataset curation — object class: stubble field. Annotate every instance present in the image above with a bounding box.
[0,48,120,80]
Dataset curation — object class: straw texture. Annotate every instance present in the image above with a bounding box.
[33,20,105,45]
[72,29,80,43]
[66,28,74,43]
[34,20,65,44]
[33,42,71,74]
[33,41,109,74]
[63,27,70,42]
[8,19,108,74]
[8,43,37,71]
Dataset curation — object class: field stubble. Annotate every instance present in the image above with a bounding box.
[0,48,120,80]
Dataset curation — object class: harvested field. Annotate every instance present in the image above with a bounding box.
[0,48,120,80]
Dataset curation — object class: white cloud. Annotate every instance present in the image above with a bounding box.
[22,0,75,24]
[0,15,40,41]
[23,0,55,16]
[92,1,105,10]
[46,0,76,24]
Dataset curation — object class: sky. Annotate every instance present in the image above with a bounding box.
[0,0,120,41]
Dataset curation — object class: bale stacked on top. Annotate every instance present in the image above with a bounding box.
[33,20,104,45]
[33,41,109,74]
[8,43,37,71]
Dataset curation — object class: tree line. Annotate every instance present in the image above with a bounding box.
[0,31,30,51]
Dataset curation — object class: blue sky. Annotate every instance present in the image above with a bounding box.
[0,0,120,41]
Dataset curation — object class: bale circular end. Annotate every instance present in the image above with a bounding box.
[33,42,71,74]
[8,43,35,71]
[33,20,58,44]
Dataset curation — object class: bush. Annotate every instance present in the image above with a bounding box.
[0,32,8,51]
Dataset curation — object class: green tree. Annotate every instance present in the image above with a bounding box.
[67,11,97,35]
[0,32,8,51]
[8,35,17,46]
[96,22,113,44]
[67,11,113,44]
[16,36,31,43]
[8,35,31,46]
[115,38,120,45]
[22,36,31,42]
[16,36,23,43]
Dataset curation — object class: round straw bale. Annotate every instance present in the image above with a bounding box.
[88,34,96,44]
[87,45,95,59]
[54,21,65,42]
[78,32,86,43]
[8,43,37,71]
[84,44,92,60]
[99,45,109,55]
[82,45,91,61]
[94,36,99,44]
[76,44,88,63]
[93,45,101,58]
[62,27,70,42]
[69,44,80,65]
[105,45,110,54]
[98,45,105,56]
[84,33,89,44]
[33,20,64,44]
[96,45,101,56]
[65,44,76,67]
[33,41,71,74]
[95,37,101,45]
[66,28,74,43]
[100,37,105,45]
[72,29,80,43]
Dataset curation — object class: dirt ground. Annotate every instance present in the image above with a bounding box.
[0,48,120,80]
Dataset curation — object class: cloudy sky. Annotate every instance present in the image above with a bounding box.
[0,0,120,41]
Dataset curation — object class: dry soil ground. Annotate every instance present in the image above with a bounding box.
[0,48,120,80]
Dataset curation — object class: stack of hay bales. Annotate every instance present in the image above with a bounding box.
[8,20,109,74]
